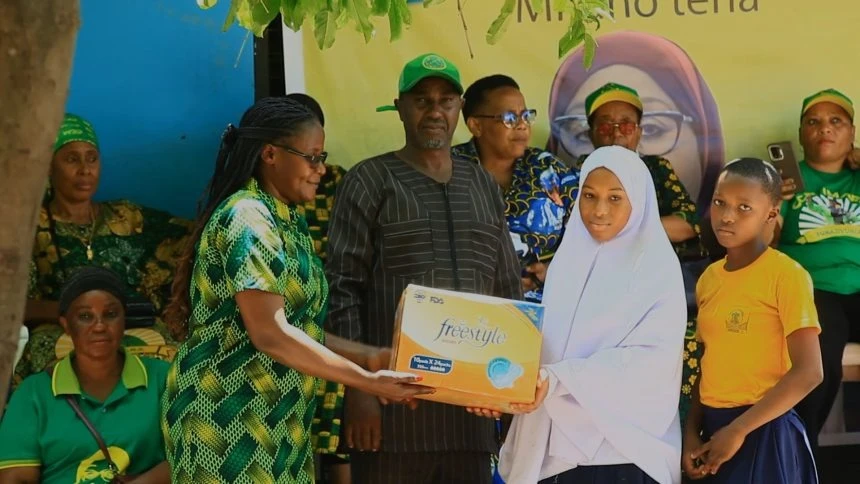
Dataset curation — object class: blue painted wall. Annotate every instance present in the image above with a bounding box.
[66,0,255,218]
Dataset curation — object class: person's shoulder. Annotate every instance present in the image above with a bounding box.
[325,163,347,180]
[137,356,171,384]
[641,154,673,169]
[210,191,275,229]
[525,147,578,173]
[9,370,52,401]
[698,259,723,284]
[343,152,398,181]
[450,141,470,154]
[768,248,813,280]
[138,355,171,371]
[104,199,142,211]
[457,154,497,185]
[106,200,192,228]
[451,141,478,161]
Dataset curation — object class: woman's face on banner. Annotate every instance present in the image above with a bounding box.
[554,64,702,199]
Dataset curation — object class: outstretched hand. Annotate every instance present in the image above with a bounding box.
[365,370,434,403]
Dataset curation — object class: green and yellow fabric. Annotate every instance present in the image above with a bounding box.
[161,177,328,483]
[800,88,854,120]
[15,201,192,386]
[54,113,99,152]
[0,351,169,484]
[584,82,644,116]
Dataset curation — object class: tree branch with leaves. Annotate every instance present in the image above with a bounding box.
[198,0,611,68]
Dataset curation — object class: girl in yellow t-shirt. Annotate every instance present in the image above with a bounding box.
[682,158,822,483]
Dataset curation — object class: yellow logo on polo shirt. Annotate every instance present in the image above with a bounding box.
[75,447,130,484]
[725,309,750,334]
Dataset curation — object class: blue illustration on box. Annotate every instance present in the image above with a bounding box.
[487,357,524,389]
[410,355,453,374]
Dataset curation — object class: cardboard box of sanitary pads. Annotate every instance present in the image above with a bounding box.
[390,284,544,412]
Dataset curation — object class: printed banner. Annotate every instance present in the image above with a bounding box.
[298,0,859,207]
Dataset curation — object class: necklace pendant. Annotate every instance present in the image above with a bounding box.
[86,246,94,261]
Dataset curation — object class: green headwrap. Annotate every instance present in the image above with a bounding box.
[54,113,99,152]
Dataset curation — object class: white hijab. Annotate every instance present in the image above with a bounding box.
[499,146,686,484]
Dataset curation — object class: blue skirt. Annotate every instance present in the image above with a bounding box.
[700,406,818,483]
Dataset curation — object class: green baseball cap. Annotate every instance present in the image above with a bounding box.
[801,88,854,120]
[376,53,464,112]
[585,82,644,117]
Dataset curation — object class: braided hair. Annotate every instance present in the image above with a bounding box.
[166,97,318,340]
[721,157,782,203]
[285,93,325,127]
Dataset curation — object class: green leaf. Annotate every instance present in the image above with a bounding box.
[388,0,411,41]
[528,0,545,15]
[423,0,446,6]
[197,0,219,9]
[582,33,597,68]
[335,1,350,28]
[371,0,390,15]
[486,0,515,45]
[558,13,585,58]
[314,8,338,48]
[235,0,281,36]
[345,0,375,42]
[221,0,242,31]
[280,0,299,30]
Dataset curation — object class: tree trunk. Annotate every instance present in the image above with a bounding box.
[0,1,80,409]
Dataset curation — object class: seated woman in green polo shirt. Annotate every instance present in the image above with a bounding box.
[0,267,170,484]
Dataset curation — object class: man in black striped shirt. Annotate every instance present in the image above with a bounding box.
[326,53,523,484]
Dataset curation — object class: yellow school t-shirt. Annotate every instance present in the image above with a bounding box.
[696,248,821,408]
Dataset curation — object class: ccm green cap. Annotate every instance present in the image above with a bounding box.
[585,82,643,117]
[376,53,464,112]
[801,88,854,120]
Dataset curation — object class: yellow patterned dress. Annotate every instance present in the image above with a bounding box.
[162,178,328,483]
[15,200,191,386]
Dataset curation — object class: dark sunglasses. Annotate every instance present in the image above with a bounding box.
[472,109,537,129]
[271,143,328,166]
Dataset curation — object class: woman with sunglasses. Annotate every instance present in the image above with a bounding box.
[546,31,725,214]
[162,97,431,483]
[453,75,580,303]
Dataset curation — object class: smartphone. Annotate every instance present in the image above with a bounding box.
[767,141,805,193]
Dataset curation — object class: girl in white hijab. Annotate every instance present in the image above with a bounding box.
[497,145,687,483]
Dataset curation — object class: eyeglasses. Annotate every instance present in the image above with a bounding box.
[551,110,694,158]
[271,143,328,167]
[595,121,638,136]
[472,109,538,129]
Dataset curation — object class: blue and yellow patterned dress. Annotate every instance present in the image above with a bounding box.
[453,140,579,303]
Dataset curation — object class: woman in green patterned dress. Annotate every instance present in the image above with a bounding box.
[15,114,191,386]
[161,97,430,484]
